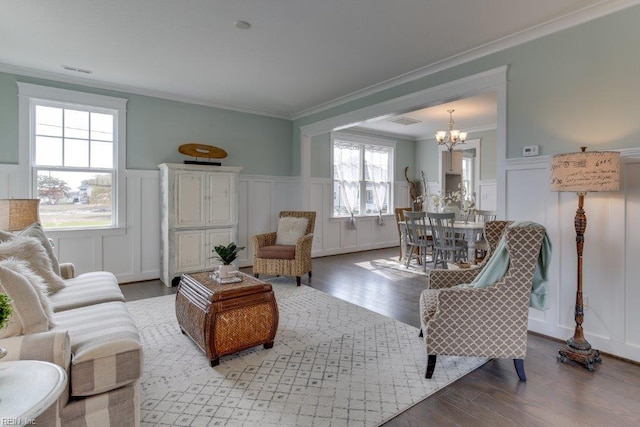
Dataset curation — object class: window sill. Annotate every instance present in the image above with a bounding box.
[329,214,394,223]
[44,226,128,238]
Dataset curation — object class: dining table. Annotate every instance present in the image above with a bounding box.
[398,220,485,265]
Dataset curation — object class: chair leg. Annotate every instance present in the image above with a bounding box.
[254,273,259,278]
[425,355,437,379]
[419,328,423,338]
[296,276,301,286]
[514,358,527,381]
[308,270,312,278]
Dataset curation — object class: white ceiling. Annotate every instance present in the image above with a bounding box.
[0,0,624,124]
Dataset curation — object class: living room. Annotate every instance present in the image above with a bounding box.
[1,1,639,425]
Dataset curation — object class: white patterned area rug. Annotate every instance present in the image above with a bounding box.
[128,279,486,426]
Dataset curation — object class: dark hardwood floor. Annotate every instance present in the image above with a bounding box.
[121,248,640,426]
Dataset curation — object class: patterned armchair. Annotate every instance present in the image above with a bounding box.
[252,211,316,286]
[420,221,546,381]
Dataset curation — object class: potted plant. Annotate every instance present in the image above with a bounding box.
[0,293,13,359]
[213,242,244,278]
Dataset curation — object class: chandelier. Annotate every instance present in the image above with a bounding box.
[435,109,467,151]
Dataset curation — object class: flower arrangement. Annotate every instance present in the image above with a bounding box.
[429,183,475,212]
[213,242,245,265]
[0,293,12,331]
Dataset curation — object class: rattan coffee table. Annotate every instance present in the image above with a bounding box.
[175,271,279,366]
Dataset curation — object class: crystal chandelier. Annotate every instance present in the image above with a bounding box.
[435,109,467,151]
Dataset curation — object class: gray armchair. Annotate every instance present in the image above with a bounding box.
[419,221,547,381]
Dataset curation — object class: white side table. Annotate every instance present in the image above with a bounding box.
[0,360,67,424]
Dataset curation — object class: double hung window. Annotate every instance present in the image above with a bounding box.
[332,133,394,220]
[18,83,127,229]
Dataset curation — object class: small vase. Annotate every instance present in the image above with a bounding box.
[218,264,235,279]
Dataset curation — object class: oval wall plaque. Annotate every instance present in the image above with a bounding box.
[178,143,228,159]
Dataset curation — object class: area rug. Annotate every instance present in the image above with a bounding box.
[128,279,487,426]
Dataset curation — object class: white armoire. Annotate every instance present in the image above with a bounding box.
[158,163,242,286]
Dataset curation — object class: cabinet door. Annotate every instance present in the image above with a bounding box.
[206,173,235,225]
[174,230,206,273]
[174,171,206,227]
[206,228,236,269]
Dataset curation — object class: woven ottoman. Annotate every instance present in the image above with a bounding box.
[175,271,279,366]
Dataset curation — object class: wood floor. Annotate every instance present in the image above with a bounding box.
[121,247,640,426]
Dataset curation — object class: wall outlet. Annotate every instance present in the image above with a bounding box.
[523,145,539,157]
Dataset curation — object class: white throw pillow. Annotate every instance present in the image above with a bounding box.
[0,264,49,337]
[18,222,62,277]
[0,237,67,293]
[0,259,55,327]
[275,217,309,245]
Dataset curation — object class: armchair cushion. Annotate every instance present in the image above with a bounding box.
[0,236,66,293]
[0,263,50,337]
[257,244,296,260]
[275,216,309,245]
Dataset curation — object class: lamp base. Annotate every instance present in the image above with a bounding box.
[557,338,602,371]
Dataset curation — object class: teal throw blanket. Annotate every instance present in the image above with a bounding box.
[458,221,552,310]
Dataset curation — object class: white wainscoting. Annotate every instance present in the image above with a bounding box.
[504,149,640,362]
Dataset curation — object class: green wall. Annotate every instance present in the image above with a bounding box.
[293,5,640,174]
[3,6,639,180]
[0,73,293,175]
[415,129,496,183]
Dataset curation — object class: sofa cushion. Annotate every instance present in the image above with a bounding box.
[0,263,49,337]
[0,237,66,293]
[18,222,62,278]
[52,301,142,397]
[257,244,296,260]
[275,216,308,245]
[49,271,124,312]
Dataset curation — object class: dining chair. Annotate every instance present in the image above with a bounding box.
[394,207,411,259]
[427,212,467,269]
[403,211,433,272]
[472,209,497,263]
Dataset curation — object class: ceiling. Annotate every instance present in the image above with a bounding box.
[0,0,621,125]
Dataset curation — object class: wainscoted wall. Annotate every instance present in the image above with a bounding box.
[4,158,636,361]
[503,149,640,362]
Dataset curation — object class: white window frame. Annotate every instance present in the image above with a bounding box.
[331,131,395,219]
[17,83,127,229]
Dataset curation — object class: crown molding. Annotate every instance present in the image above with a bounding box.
[292,0,640,120]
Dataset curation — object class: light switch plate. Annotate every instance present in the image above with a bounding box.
[523,145,539,157]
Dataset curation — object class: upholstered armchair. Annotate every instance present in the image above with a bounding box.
[420,221,547,381]
[252,211,316,286]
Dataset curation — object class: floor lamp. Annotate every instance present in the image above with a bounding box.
[550,147,620,371]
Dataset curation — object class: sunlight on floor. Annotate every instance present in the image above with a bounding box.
[353,256,432,281]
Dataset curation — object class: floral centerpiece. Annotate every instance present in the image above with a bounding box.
[0,293,12,359]
[430,183,475,218]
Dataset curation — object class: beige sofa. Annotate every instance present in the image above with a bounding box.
[0,224,142,426]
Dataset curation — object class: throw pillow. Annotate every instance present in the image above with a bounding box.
[18,222,61,277]
[275,217,309,245]
[0,259,55,327]
[0,237,67,293]
[0,264,49,338]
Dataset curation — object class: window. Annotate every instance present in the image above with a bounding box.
[18,83,127,229]
[332,133,394,219]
